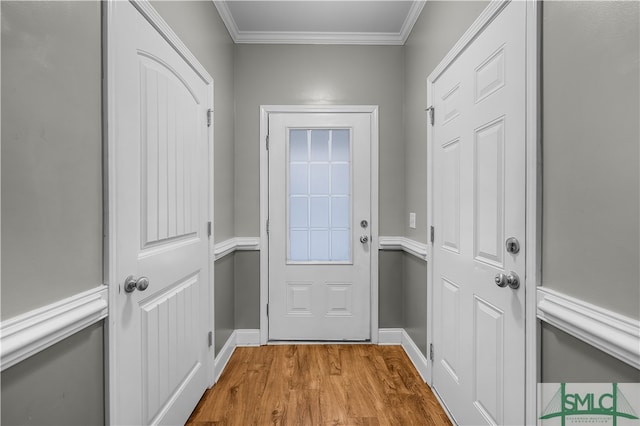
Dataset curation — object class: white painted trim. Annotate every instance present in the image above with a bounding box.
[213,1,424,46]
[378,236,430,261]
[401,330,430,383]
[213,331,236,382]
[259,105,380,345]
[213,237,261,260]
[231,31,407,46]
[524,1,542,424]
[213,329,261,382]
[537,287,640,370]
[235,329,261,346]
[130,1,212,83]
[400,1,426,45]
[0,285,108,371]
[377,329,429,384]
[378,328,403,345]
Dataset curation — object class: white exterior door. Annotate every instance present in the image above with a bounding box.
[431,2,526,425]
[268,112,372,340]
[109,2,212,424]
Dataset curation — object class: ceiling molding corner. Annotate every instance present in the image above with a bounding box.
[400,1,426,44]
[213,0,425,46]
[213,0,240,43]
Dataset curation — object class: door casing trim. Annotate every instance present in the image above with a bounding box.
[259,105,380,345]
[425,1,540,424]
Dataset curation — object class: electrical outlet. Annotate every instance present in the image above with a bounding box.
[409,212,416,229]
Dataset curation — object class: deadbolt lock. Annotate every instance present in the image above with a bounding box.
[505,237,520,254]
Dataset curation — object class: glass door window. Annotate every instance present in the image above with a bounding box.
[288,129,351,262]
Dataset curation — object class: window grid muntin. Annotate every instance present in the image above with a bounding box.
[288,128,352,263]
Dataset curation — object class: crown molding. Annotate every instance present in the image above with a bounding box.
[213,0,424,46]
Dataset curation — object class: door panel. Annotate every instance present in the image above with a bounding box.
[111,2,212,424]
[432,2,526,425]
[269,113,371,341]
[473,118,505,267]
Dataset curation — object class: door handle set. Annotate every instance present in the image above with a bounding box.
[494,272,519,289]
[124,275,150,293]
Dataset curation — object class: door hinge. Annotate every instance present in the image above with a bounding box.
[425,106,434,126]
[266,134,269,150]
[207,221,212,237]
[208,331,213,347]
[430,226,435,243]
[266,219,269,235]
[207,108,213,127]
[430,343,434,361]
[266,304,269,317]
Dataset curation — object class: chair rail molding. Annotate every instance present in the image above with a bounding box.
[214,237,261,260]
[537,287,640,370]
[0,285,108,371]
[378,236,429,261]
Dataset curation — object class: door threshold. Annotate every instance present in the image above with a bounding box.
[266,339,371,345]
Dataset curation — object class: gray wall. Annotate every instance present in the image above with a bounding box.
[403,253,428,355]
[403,1,489,243]
[379,251,404,328]
[1,1,236,424]
[234,251,261,329]
[1,0,103,319]
[540,0,640,379]
[214,255,235,354]
[541,323,640,382]
[1,323,105,426]
[1,2,105,425]
[233,44,407,335]
[233,44,405,238]
[542,0,639,320]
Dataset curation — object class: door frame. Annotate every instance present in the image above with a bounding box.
[259,105,380,345]
[425,1,540,424]
[104,1,215,422]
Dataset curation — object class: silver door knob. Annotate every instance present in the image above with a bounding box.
[495,273,507,288]
[506,272,520,289]
[495,272,520,289]
[124,275,149,293]
[360,235,369,244]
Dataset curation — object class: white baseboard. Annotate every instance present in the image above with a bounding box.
[537,287,640,370]
[235,329,260,346]
[213,331,237,382]
[378,328,403,345]
[213,329,261,382]
[0,285,108,371]
[401,329,430,383]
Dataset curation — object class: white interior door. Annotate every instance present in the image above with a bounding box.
[110,2,212,424]
[431,2,526,425]
[268,112,371,340]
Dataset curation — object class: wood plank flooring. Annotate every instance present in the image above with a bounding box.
[186,345,451,425]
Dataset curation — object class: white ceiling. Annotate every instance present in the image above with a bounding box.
[214,1,425,45]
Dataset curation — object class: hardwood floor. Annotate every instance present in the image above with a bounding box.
[187,344,452,425]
